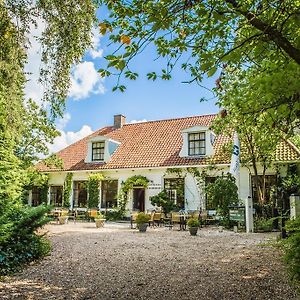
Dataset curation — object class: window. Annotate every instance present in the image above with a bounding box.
[92,142,105,161]
[32,186,42,207]
[164,178,185,209]
[73,181,87,208]
[188,132,205,156]
[101,180,118,208]
[50,186,63,207]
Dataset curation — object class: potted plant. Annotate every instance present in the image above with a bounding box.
[136,212,151,232]
[58,209,69,225]
[187,217,200,236]
[95,212,106,228]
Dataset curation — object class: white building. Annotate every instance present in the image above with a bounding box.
[32,114,300,213]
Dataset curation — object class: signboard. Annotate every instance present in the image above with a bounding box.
[229,207,245,223]
[147,183,162,190]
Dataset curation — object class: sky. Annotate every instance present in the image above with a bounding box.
[25,7,220,154]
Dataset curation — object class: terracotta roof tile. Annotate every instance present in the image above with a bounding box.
[37,115,300,172]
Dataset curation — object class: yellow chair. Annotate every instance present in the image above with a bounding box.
[130,211,139,229]
[171,212,181,228]
[153,212,162,227]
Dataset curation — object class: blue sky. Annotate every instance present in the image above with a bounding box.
[25,8,220,153]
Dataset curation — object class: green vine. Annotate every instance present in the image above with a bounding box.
[63,173,73,208]
[87,173,105,208]
[118,175,149,212]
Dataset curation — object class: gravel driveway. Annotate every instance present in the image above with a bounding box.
[0,222,299,300]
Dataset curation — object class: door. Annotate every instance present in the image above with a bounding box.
[133,188,145,212]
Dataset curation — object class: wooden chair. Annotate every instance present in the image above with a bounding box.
[130,212,139,229]
[171,212,181,228]
[153,212,162,227]
[200,210,208,226]
[87,209,98,222]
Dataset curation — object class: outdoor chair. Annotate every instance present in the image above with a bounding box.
[75,208,88,222]
[130,211,139,229]
[87,209,98,222]
[153,212,162,227]
[68,210,76,223]
[148,211,155,227]
[171,212,181,228]
[199,210,208,226]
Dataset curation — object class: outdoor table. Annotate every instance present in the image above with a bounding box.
[178,214,189,230]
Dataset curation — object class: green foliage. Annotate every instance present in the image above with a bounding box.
[99,0,300,130]
[135,212,151,225]
[87,173,104,208]
[150,190,176,215]
[118,175,149,212]
[282,217,300,284]
[187,217,200,228]
[104,209,126,221]
[63,173,73,208]
[0,205,51,275]
[205,173,239,226]
[254,217,274,232]
[282,174,300,195]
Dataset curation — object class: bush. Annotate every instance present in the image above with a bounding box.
[104,208,126,221]
[254,217,274,232]
[150,190,176,215]
[187,218,200,228]
[0,205,51,275]
[135,212,150,225]
[282,217,300,285]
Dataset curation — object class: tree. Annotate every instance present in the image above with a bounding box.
[205,173,239,226]
[150,190,177,215]
[0,0,98,274]
[98,0,300,129]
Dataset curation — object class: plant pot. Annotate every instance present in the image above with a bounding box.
[58,216,68,225]
[189,227,198,236]
[138,223,148,232]
[95,218,106,228]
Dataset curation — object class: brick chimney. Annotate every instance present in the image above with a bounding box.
[114,114,126,129]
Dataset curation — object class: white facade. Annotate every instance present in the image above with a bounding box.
[44,164,286,213]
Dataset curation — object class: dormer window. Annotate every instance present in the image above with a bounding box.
[92,142,105,161]
[179,125,214,158]
[188,132,206,156]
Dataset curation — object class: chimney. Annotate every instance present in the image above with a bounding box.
[114,114,126,129]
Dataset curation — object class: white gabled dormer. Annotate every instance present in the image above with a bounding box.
[179,125,215,158]
[85,136,120,163]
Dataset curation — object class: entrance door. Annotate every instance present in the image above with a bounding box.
[133,188,145,212]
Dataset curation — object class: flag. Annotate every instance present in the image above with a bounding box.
[229,131,240,177]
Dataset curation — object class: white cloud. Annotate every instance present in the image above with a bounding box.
[69,61,105,100]
[56,113,71,130]
[48,125,93,154]
[88,27,103,59]
[130,119,147,124]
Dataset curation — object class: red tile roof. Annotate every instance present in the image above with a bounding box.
[37,114,300,172]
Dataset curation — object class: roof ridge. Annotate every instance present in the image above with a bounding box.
[123,113,217,126]
[285,138,300,156]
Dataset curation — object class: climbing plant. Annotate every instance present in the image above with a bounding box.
[118,175,149,212]
[63,173,73,208]
[87,173,105,208]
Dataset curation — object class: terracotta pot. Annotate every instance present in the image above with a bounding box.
[58,216,68,225]
[95,218,106,228]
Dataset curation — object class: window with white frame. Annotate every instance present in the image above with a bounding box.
[92,142,105,161]
[164,178,185,209]
[188,132,206,156]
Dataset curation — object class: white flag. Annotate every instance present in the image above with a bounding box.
[229,132,240,177]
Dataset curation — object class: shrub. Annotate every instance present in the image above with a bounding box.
[0,205,51,276]
[187,218,200,228]
[254,217,274,232]
[282,217,300,285]
[135,212,150,225]
[150,190,176,215]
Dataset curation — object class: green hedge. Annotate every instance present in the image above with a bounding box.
[0,205,51,275]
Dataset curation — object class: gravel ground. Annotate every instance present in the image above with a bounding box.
[0,222,299,300]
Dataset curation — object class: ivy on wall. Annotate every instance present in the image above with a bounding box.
[87,173,105,208]
[63,173,73,208]
[118,175,149,212]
